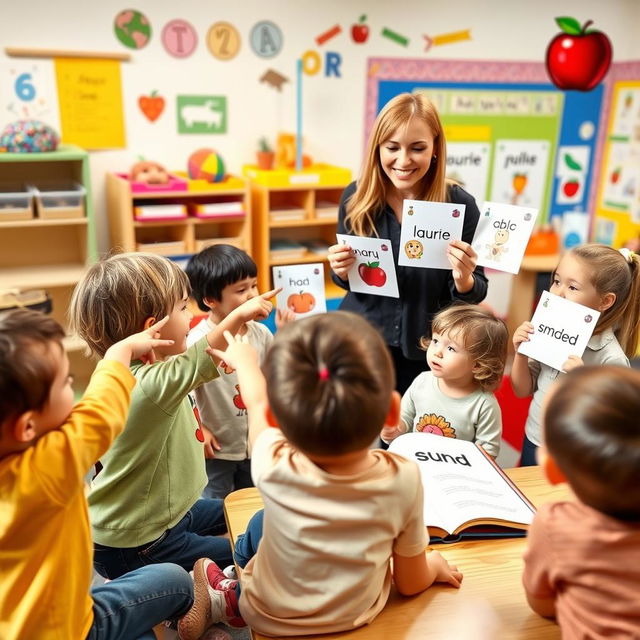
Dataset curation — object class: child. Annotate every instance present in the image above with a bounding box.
[186,244,293,499]
[197,311,462,638]
[522,365,640,637]
[381,304,508,458]
[0,309,213,639]
[512,244,640,466]
[68,253,276,589]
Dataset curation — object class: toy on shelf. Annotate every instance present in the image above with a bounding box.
[256,137,275,170]
[275,133,312,169]
[188,148,226,183]
[525,224,560,256]
[0,120,59,152]
[130,160,170,184]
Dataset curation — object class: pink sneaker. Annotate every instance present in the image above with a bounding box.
[178,558,245,640]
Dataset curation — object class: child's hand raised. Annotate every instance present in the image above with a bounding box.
[275,306,296,328]
[207,330,259,371]
[104,316,174,367]
[562,355,584,372]
[513,321,534,353]
[237,288,281,322]
[380,422,406,444]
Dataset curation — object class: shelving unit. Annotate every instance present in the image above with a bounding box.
[106,173,251,257]
[244,165,351,297]
[0,145,98,390]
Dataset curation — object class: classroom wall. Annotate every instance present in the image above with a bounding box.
[1,0,639,251]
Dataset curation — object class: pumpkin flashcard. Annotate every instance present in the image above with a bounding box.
[273,263,326,318]
[472,201,538,274]
[336,234,399,298]
[398,200,465,270]
[518,291,601,372]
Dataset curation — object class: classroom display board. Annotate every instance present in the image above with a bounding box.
[365,59,605,228]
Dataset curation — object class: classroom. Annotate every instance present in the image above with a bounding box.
[1,0,639,639]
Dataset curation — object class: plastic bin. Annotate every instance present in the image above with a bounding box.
[32,181,86,220]
[0,184,34,221]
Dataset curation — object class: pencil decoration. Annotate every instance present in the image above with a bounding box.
[423,29,472,51]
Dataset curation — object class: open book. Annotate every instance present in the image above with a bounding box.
[389,433,535,542]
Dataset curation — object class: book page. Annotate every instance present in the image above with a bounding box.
[389,433,534,534]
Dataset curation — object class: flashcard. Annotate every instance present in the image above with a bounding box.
[518,291,601,372]
[273,263,326,318]
[472,201,538,274]
[398,200,465,270]
[336,234,399,298]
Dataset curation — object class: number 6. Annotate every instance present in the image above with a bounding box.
[15,73,36,101]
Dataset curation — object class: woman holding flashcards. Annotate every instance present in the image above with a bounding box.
[328,92,488,393]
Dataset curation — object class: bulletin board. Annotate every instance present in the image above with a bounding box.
[364,58,607,227]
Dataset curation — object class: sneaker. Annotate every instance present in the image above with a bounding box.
[222,565,237,581]
[178,558,245,640]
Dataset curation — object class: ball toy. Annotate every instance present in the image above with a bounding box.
[188,148,226,183]
[0,120,59,152]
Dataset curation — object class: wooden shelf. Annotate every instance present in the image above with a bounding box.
[0,217,88,229]
[133,188,247,199]
[269,217,337,229]
[0,263,86,289]
[270,253,329,266]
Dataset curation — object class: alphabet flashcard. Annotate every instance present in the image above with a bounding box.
[472,201,538,274]
[273,263,326,318]
[398,200,465,270]
[518,291,601,372]
[336,234,399,298]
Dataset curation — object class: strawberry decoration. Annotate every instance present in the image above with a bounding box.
[138,90,165,122]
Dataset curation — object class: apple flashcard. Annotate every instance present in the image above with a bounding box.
[272,263,327,318]
[518,291,601,372]
[336,234,399,298]
[472,201,538,274]
[397,200,465,270]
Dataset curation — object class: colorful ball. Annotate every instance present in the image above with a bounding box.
[187,148,226,183]
[0,120,59,152]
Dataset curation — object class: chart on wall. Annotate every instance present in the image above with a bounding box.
[365,59,605,225]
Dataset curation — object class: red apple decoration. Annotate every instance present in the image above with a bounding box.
[351,15,369,44]
[562,179,580,197]
[358,262,386,287]
[546,17,612,91]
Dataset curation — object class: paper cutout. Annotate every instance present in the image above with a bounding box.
[250,21,283,58]
[177,95,226,134]
[162,19,197,58]
[273,263,327,318]
[54,57,125,149]
[472,202,538,274]
[351,16,370,44]
[138,90,165,122]
[336,234,399,298]
[398,200,464,270]
[260,69,288,91]
[316,25,342,46]
[381,27,409,47]
[206,21,241,60]
[114,10,151,49]
[518,291,600,372]
[423,29,472,51]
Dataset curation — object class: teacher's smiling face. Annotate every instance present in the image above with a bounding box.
[379,118,435,199]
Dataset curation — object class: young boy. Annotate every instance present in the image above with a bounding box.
[186,244,293,499]
[68,253,275,607]
[0,309,209,639]
[523,366,640,638]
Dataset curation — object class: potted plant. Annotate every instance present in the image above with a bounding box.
[256,137,275,170]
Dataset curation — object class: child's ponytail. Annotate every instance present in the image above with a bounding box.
[616,249,640,357]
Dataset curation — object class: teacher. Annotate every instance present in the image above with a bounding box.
[328,93,488,394]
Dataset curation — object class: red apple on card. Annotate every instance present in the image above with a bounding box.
[545,17,612,91]
[351,15,369,44]
[359,262,386,287]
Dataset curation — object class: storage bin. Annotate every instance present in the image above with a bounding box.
[0,184,34,221]
[115,172,188,193]
[134,204,188,222]
[32,181,86,220]
[136,240,188,256]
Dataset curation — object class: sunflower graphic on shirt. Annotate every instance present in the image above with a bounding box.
[415,413,456,438]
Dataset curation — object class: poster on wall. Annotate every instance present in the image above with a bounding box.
[54,58,125,149]
[446,143,491,202]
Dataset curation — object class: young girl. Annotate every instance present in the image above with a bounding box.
[512,244,640,466]
[327,92,488,393]
[381,304,508,458]
[191,311,462,638]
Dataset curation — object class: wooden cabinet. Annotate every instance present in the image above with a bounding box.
[0,145,98,389]
[245,165,351,296]
[106,173,251,257]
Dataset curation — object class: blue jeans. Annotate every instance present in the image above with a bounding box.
[520,434,539,467]
[203,458,253,499]
[87,563,193,640]
[234,509,263,569]
[94,499,233,579]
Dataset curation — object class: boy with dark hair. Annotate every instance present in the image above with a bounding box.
[186,244,293,499]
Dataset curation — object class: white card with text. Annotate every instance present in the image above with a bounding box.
[272,263,326,318]
[398,200,465,270]
[472,201,538,274]
[518,291,601,372]
[336,234,399,298]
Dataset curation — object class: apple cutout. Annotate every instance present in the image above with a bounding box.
[358,262,386,287]
[351,15,369,44]
[545,17,612,91]
[611,167,621,184]
[138,90,165,122]
[563,179,580,197]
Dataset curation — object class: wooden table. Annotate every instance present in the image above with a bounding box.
[223,466,571,640]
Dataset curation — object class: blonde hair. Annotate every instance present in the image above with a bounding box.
[346,93,448,237]
[420,304,508,392]
[69,252,190,357]
[562,244,640,357]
